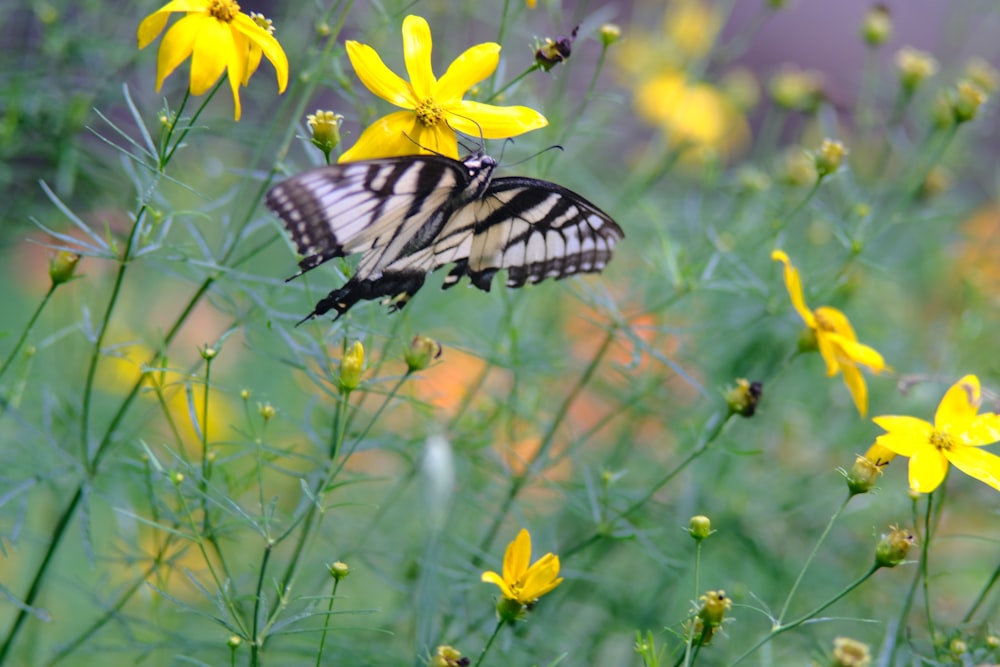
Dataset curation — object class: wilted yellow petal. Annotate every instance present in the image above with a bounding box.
[402,15,436,99]
[935,374,980,431]
[839,360,868,417]
[436,42,501,104]
[449,100,549,139]
[771,250,817,329]
[346,41,416,109]
[946,445,1000,492]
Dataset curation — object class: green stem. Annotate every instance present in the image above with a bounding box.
[314,577,342,667]
[682,542,704,667]
[962,552,1000,624]
[0,285,55,384]
[474,327,616,565]
[486,64,542,104]
[473,619,506,667]
[250,542,273,666]
[730,564,880,665]
[776,494,852,624]
[920,492,937,646]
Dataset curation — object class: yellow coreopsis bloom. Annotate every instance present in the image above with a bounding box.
[137,0,289,121]
[481,528,563,608]
[772,250,886,417]
[339,15,548,162]
[873,375,1000,493]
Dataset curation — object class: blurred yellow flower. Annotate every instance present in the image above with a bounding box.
[635,69,749,159]
[339,15,547,162]
[481,528,563,606]
[772,250,886,417]
[873,375,1000,493]
[664,0,722,60]
[137,0,288,121]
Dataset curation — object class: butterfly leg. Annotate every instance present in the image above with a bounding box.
[304,271,428,321]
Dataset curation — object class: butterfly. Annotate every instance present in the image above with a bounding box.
[265,151,624,321]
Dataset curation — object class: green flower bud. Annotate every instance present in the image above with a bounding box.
[599,23,621,47]
[307,110,343,161]
[49,250,80,286]
[329,561,350,580]
[725,378,763,417]
[814,139,847,177]
[404,335,442,372]
[951,80,987,123]
[896,47,938,93]
[339,341,365,393]
[861,5,892,47]
[874,525,915,568]
[688,515,712,541]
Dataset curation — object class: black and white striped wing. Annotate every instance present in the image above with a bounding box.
[440,177,624,292]
[266,156,469,277]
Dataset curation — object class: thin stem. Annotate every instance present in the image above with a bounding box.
[250,542,273,666]
[776,494,852,624]
[486,64,542,104]
[314,577,342,667]
[0,285,55,384]
[920,492,937,645]
[730,564,881,665]
[474,327,616,564]
[473,619,506,667]
[962,552,1000,624]
[682,542,704,667]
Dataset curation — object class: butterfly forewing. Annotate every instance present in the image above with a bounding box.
[266,152,624,320]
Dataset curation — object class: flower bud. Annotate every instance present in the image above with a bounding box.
[688,515,712,541]
[918,166,950,200]
[861,5,892,47]
[339,340,364,393]
[895,47,938,93]
[845,453,882,496]
[240,388,251,401]
[495,596,526,623]
[725,378,763,417]
[535,27,578,71]
[170,471,185,485]
[737,166,771,194]
[200,345,218,361]
[874,525,915,568]
[49,250,80,286]
[404,335,442,372]
[964,57,998,94]
[328,561,350,580]
[985,634,999,649]
[599,23,621,47]
[769,67,825,112]
[430,645,469,667]
[307,110,343,162]
[831,636,871,667]
[695,590,731,644]
[948,638,967,656]
[259,402,276,421]
[951,80,987,123]
[227,635,242,649]
[814,139,847,177]
[778,149,818,187]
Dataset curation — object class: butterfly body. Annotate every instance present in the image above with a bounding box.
[266,152,623,320]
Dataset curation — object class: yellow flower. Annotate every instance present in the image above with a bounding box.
[873,375,1000,493]
[137,0,289,121]
[634,68,749,160]
[339,15,548,162]
[771,250,886,417]
[481,528,563,606]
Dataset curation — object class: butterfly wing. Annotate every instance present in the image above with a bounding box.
[266,155,473,319]
[440,177,625,292]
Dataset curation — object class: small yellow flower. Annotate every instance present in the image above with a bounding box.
[137,0,289,121]
[339,341,365,393]
[831,636,872,667]
[895,47,938,93]
[481,528,563,608]
[771,250,886,417]
[873,374,1000,493]
[340,15,547,162]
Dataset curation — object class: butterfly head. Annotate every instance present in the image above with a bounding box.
[460,152,498,176]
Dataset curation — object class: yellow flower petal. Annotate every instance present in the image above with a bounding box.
[965,412,1000,446]
[481,570,515,599]
[945,444,1000,492]
[864,442,897,466]
[825,331,885,372]
[338,111,426,162]
[873,416,933,456]
[504,528,532,583]
[346,40,416,109]
[435,42,501,104]
[408,123,459,158]
[138,11,172,49]
[232,13,289,92]
[839,360,868,417]
[224,30,245,120]
[814,306,857,342]
[771,250,817,329]
[402,15,436,99]
[908,445,949,493]
[155,14,203,91]
[935,374,980,431]
[521,554,563,600]
[448,100,549,139]
[815,332,843,377]
[189,16,234,95]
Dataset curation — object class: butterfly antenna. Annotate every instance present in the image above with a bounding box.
[401,131,451,160]
[445,111,487,154]
[501,145,564,169]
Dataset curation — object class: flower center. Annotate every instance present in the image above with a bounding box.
[415,98,444,126]
[209,0,240,22]
[929,430,955,451]
[813,310,835,333]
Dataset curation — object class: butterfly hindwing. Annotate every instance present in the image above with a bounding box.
[266,152,624,320]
